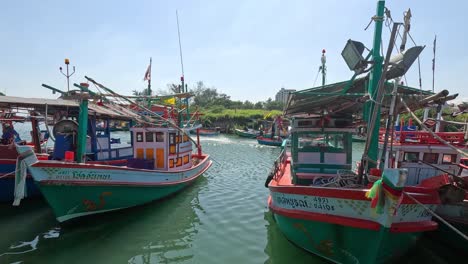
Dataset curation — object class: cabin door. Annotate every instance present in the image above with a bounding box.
[156,148,164,168]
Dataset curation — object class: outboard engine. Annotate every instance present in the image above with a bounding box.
[52,120,78,160]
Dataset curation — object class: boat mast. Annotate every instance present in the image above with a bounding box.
[76,83,90,163]
[147,57,152,108]
[364,0,385,168]
[176,10,189,127]
[59,58,75,92]
[320,49,326,86]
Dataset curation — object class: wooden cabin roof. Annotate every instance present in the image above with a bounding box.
[0,95,139,120]
[285,76,434,117]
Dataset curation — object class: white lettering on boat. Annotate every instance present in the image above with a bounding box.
[273,194,336,212]
[46,169,111,181]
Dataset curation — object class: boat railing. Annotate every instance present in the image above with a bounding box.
[402,165,460,186]
[379,130,466,146]
[271,149,288,181]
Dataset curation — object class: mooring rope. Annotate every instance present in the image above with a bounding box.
[400,98,468,157]
[403,192,468,241]
[0,170,16,179]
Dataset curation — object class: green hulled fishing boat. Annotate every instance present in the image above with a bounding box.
[17,76,212,222]
[264,1,448,263]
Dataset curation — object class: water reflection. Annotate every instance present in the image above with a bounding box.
[0,178,205,264]
[0,199,58,262]
[263,211,326,264]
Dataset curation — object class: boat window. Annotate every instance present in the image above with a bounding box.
[403,152,419,162]
[169,159,174,168]
[169,133,175,144]
[183,134,189,142]
[136,132,143,142]
[183,155,189,164]
[145,132,154,142]
[155,132,164,142]
[298,134,325,149]
[442,154,457,164]
[169,145,176,154]
[298,134,344,150]
[423,153,439,164]
[177,157,182,166]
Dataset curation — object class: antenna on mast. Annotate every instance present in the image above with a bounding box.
[176,10,185,93]
[320,49,326,86]
[432,35,436,92]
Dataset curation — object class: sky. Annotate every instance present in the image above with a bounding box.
[1,0,467,104]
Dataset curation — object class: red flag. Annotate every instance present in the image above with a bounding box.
[143,64,151,81]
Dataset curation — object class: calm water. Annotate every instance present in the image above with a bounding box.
[0,131,463,263]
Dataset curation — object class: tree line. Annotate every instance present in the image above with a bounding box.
[134,81,284,111]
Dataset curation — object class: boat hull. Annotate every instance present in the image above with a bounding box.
[234,129,258,138]
[0,150,41,202]
[271,211,423,264]
[427,200,468,251]
[29,155,212,222]
[190,130,220,136]
[351,135,366,142]
[257,137,283,146]
[0,175,40,202]
[38,183,193,222]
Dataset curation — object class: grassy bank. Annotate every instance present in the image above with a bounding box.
[194,107,283,132]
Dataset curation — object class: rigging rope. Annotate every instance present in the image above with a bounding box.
[383,7,422,89]
[312,68,321,87]
[400,98,468,157]
[85,76,201,149]
[403,191,468,241]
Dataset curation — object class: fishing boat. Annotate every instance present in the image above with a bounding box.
[378,114,468,250]
[0,92,135,204]
[191,127,220,136]
[0,112,48,202]
[16,77,212,222]
[234,128,259,138]
[351,134,366,142]
[460,157,468,177]
[257,136,283,147]
[265,2,448,262]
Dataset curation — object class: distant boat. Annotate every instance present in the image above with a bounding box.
[257,136,283,147]
[351,134,366,142]
[234,128,259,138]
[190,128,220,136]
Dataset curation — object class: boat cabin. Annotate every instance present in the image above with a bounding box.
[130,127,193,171]
[289,116,354,185]
[380,130,466,185]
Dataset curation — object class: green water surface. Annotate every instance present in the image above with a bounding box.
[0,134,464,263]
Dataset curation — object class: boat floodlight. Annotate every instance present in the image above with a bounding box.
[386,45,425,80]
[341,39,366,72]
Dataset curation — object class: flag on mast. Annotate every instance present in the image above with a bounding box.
[144,63,151,81]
